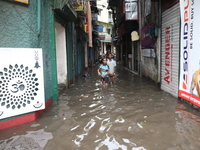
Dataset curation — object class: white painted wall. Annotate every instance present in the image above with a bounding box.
[97,0,112,23]
[55,22,67,85]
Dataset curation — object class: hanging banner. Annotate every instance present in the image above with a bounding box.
[179,0,200,106]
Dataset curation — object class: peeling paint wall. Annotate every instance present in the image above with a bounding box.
[141,1,160,82]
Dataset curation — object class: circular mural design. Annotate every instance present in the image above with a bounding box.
[0,64,39,109]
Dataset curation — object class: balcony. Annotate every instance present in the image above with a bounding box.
[71,0,86,12]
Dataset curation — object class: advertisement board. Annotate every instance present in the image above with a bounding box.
[179,0,200,106]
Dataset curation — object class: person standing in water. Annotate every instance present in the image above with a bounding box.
[107,53,116,84]
[97,58,110,86]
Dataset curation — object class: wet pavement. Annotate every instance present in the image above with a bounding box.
[1,64,200,150]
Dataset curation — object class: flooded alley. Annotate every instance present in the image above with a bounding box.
[1,64,200,150]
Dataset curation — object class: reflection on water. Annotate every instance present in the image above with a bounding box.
[74,133,88,147]
[175,103,200,149]
[95,133,147,150]
[1,65,200,150]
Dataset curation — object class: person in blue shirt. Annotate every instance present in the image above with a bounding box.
[97,58,110,86]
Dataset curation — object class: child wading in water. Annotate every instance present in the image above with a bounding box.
[97,58,110,86]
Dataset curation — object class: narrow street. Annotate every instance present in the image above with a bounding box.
[0,64,200,150]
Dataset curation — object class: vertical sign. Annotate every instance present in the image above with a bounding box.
[161,3,180,98]
[179,0,200,106]
[125,0,138,20]
[164,26,173,84]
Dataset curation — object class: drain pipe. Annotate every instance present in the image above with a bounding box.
[159,0,162,85]
[37,0,41,36]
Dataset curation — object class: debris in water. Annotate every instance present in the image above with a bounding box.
[128,126,132,132]
[30,124,40,127]
[140,122,146,126]
[81,113,86,116]
[71,125,80,131]
[89,103,98,108]
[137,123,143,129]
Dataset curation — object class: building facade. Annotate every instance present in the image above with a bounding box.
[96,0,113,55]
[0,0,88,130]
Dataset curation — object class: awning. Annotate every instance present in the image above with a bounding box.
[54,2,77,22]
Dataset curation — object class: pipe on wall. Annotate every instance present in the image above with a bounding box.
[159,0,162,84]
[138,0,142,78]
[37,0,41,36]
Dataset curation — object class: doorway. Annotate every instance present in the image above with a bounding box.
[55,22,68,86]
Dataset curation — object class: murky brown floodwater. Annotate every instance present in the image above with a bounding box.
[1,64,200,150]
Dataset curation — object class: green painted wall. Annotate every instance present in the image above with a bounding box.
[0,0,58,121]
